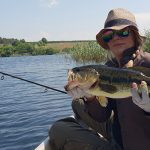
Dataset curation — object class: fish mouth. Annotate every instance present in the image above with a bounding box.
[64,70,99,92]
[64,80,98,91]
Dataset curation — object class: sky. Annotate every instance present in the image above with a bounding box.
[0,0,150,42]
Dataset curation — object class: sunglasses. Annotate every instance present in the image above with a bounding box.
[102,29,130,43]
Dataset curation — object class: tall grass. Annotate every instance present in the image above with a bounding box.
[144,29,150,53]
[69,41,107,63]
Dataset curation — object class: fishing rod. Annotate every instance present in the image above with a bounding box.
[0,71,67,94]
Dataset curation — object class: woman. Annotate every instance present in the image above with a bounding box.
[49,8,150,150]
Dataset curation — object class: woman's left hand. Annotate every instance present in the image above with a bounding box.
[123,49,144,68]
[131,81,150,112]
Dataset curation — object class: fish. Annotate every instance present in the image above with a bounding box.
[64,65,150,107]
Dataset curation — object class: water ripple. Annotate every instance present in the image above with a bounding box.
[0,55,76,150]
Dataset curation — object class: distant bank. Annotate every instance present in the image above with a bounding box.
[0,38,96,57]
[1,32,150,63]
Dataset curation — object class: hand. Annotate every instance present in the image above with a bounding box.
[123,49,145,68]
[131,81,150,112]
[67,87,95,100]
[133,50,145,66]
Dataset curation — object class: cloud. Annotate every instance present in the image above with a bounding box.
[40,0,58,8]
[135,12,150,33]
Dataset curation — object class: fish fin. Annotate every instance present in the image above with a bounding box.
[99,83,118,94]
[128,66,150,77]
[97,96,108,107]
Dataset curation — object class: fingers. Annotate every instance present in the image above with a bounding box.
[133,50,144,66]
[131,81,150,105]
[140,81,150,104]
[124,50,140,68]
[136,50,140,55]
[131,82,141,104]
[131,82,138,90]
[131,81,150,112]
[123,49,144,67]
[132,50,139,65]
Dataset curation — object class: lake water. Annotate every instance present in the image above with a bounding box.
[0,54,84,150]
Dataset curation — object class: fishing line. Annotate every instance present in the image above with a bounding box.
[0,71,67,94]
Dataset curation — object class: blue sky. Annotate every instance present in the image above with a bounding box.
[0,0,150,42]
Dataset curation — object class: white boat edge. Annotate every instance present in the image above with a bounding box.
[35,137,51,150]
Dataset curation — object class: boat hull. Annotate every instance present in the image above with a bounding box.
[35,137,51,150]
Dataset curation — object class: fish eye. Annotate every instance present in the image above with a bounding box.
[73,68,80,72]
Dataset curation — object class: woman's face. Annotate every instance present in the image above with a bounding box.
[103,28,135,60]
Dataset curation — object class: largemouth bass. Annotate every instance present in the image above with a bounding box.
[65,65,150,107]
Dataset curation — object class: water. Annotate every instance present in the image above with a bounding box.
[0,54,81,150]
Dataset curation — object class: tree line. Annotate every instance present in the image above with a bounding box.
[0,37,56,57]
[0,37,25,45]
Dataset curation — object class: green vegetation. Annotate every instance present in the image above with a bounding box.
[69,41,106,63]
[143,30,150,53]
[0,38,86,57]
[1,29,150,63]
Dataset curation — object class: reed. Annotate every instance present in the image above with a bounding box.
[144,29,150,53]
[69,41,107,63]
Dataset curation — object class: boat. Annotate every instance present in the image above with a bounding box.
[35,137,51,150]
